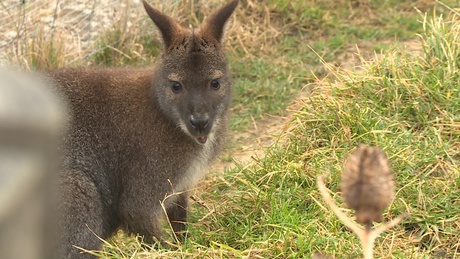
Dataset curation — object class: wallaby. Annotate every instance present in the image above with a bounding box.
[48,0,238,258]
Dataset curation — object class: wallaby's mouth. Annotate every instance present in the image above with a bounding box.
[187,113,211,144]
[197,136,208,144]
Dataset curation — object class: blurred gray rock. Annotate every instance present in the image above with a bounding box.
[0,69,67,259]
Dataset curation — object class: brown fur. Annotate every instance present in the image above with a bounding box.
[49,1,238,258]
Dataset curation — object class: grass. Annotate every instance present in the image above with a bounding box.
[226,0,445,130]
[25,27,67,70]
[3,0,460,257]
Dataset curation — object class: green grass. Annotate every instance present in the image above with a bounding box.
[226,0,456,130]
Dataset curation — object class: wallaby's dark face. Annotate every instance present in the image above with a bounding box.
[143,0,237,144]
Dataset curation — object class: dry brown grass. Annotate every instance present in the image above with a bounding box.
[0,0,306,69]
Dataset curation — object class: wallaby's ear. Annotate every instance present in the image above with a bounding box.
[143,1,184,49]
[200,0,239,43]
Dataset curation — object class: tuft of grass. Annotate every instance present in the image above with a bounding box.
[4,24,69,70]
[90,17,162,66]
[24,27,68,70]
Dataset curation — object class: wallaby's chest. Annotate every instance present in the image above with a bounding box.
[130,123,217,192]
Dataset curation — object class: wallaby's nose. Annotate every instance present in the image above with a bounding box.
[190,114,209,133]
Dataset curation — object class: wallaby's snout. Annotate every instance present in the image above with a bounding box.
[184,100,215,144]
[190,113,209,135]
[190,114,209,132]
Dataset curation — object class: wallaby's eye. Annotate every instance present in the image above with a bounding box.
[210,79,220,90]
[170,81,182,93]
